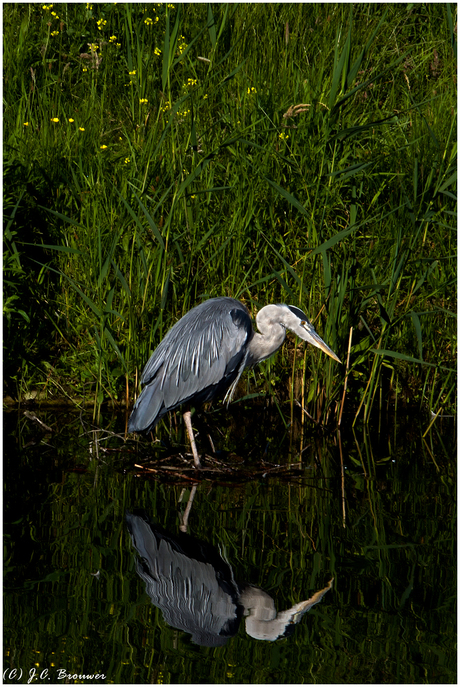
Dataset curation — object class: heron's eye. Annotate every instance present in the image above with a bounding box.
[301,320,306,325]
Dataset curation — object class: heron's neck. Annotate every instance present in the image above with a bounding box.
[246,325,286,367]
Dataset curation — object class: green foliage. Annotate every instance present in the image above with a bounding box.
[3,3,456,420]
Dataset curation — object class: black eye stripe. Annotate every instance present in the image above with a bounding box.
[286,305,308,321]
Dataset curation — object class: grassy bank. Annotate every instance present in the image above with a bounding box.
[3,3,457,424]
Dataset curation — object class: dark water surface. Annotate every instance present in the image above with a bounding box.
[3,407,456,684]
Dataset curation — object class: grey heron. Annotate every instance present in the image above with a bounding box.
[128,297,340,466]
[126,511,334,646]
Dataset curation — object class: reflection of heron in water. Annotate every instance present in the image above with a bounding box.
[127,297,340,467]
[126,511,333,647]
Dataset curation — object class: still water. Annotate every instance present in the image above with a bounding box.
[3,407,456,684]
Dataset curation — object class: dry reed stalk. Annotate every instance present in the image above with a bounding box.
[338,430,346,527]
[338,327,353,426]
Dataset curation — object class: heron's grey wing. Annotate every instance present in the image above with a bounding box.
[128,298,252,432]
[157,298,252,408]
[126,513,242,647]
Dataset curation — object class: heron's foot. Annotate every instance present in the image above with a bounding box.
[192,450,202,469]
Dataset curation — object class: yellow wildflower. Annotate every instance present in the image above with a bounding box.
[247,87,257,95]
[139,98,149,104]
[50,117,59,123]
[23,122,29,126]
[154,47,161,56]
[100,145,108,149]
[51,30,59,36]
[68,118,74,123]
[144,17,153,25]
[129,70,136,76]
[79,127,85,131]
[279,132,289,140]
[124,158,130,164]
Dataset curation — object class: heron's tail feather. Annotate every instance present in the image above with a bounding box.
[127,383,162,434]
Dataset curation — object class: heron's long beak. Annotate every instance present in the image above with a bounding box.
[298,325,341,363]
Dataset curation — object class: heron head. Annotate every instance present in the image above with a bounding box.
[276,304,341,363]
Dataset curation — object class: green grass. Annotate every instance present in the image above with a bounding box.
[3,3,457,423]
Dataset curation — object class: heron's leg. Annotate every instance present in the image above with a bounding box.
[183,410,201,468]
